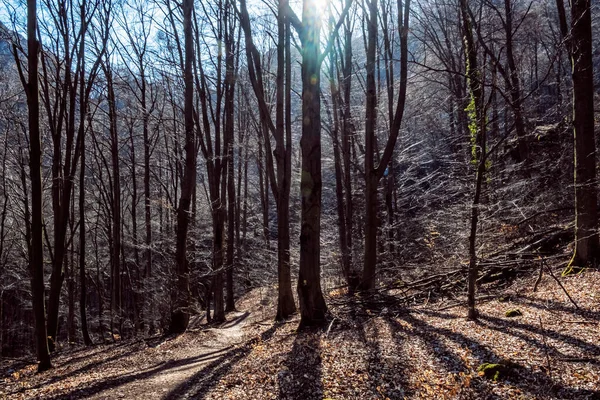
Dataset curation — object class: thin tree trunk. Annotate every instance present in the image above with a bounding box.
[225,18,237,312]
[23,0,52,369]
[362,0,379,290]
[106,64,122,332]
[360,0,410,290]
[77,0,92,347]
[504,0,528,162]
[460,0,485,320]
[276,0,296,320]
[329,52,350,283]
[169,0,195,333]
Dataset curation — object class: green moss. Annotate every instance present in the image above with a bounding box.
[477,363,509,381]
[504,309,523,318]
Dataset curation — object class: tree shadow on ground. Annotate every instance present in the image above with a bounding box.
[35,323,279,400]
[394,307,600,399]
[217,311,250,329]
[38,346,233,399]
[512,294,600,320]
[17,344,147,394]
[277,329,323,400]
[334,291,599,399]
[164,322,280,399]
[345,295,410,399]
[418,308,600,359]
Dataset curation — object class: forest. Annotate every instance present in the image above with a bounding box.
[0,0,599,398]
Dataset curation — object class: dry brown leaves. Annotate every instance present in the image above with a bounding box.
[1,273,598,399]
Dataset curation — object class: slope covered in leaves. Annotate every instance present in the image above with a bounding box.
[1,270,598,399]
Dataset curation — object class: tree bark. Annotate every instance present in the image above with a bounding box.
[24,0,52,371]
[567,0,598,270]
[460,0,485,320]
[169,0,195,333]
[297,2,327,328]
[360,0,410,290]
[225,11,237,312]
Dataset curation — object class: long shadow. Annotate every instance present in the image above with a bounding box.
[419,308,600,359]
[392,309,600,399]
[345,296,410,399]
[277,329,323,400]
[41,346,235,400]
[217,311,250,329]
[12,345,147,394]
[164,322,280,399]
[52,345,107,365]
[480,313,600,355]
[420,308,600,354]
[513,294,600,320]
[343,292,599,399]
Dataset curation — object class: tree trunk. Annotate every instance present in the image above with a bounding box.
[361,0,379,291]
[329,54,350,283]
[169,0,195,333]
[225,19,236,312]
[25,0,52,370]
[460,0,485,320]
[276,0,296,320]
[297,3,327,328]
[360,0,410,290]
[106,63,122,333]
[79,122,92,346]
[504,0,528,162]
[341,27,354,281]
[567,0,598,270]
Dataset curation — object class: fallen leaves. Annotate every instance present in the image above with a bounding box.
[1,274,599,399]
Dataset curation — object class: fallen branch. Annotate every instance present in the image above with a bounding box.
[537,252,581,311]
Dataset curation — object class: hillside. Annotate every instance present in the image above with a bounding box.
[1,269,598,400]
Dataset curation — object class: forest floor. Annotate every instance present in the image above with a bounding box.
[1,268,599,399]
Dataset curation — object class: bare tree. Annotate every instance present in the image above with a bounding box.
[169,0,195,333]
[360,0,411,291]
[15,0,52,371]
[554,0,598,272]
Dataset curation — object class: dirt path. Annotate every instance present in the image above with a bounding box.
[1,311,254,400]
[92,311,252,400]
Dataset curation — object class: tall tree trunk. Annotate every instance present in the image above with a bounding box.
[238,0,296,319]
[129,124,141,334]
[24,0,52,370]
[460,0,485,320]
[225,16,236,312]
[329,53,350,283]
[276,0,296,320]
[341,27,354,281]
[79,121,92,346]
[106,64,122,333]
[566,0,598,270]
[143,72,153,331]
[297,2,327,328]
[362,0,379,291]
[169,0,195,333]
[360,0,410,290]
[77,0,92,347]
[504,0,528,162]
